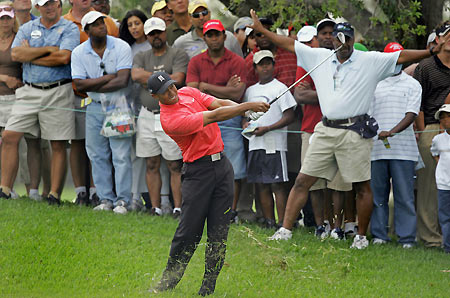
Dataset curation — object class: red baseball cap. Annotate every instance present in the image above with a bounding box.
[203,20,225,34]
[384,42,404,53]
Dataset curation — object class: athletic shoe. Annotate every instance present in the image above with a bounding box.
[113,200,128,214]
[330,228,345,240]
[90,193,100,207]
[402,243,414,249]
[29,192,43,201]
[128,198,144,212]
[74,192,89,206]
[46,194,61,206]
[324,220,331,234]
[264,218,276,229]
[230,210,238,224]
[315,224,329,239]
[172,210,181,220]
[0,188,11,200]
[93,200,113,211]
[344,222,358,238]
[350,235,369,249]
[268,227,292,241]
[372,238,387,245]
[10,190,19,199]
[148,207,161,216]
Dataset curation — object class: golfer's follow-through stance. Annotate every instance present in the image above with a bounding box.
[147,72,269,295]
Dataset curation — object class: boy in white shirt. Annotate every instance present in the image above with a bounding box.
[430,104,450,254]
[242,50,297,228]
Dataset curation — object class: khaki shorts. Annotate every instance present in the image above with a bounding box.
[136,108,182,160]
[0,94,15,127]
[301,132,352,191]
[301,122,372,184]
[5,84,75,140]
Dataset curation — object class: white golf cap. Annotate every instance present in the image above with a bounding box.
[144,17,166,35]
[297,26,317,42]
[435,104,450,120]
[253,50,274,64]
[35,0,54,6]
[427,31,436,46]
[316,18,336,32]
[81,11,106,31]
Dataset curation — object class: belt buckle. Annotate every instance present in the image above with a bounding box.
[211,153,221,161]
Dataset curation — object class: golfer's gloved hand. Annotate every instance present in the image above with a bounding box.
[245,110,265,121]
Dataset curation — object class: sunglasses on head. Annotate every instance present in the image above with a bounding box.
[191,9,208,18]
[335,23,353,32]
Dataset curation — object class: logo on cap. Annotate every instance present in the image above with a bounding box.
[158,75,165,82]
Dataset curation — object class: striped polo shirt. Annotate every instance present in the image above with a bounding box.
[413,55,450,125]
[370,72,421,161]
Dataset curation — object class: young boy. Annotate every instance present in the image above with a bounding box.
[242,50,297,228]
[430,104,450,254]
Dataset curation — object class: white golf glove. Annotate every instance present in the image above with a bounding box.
[245,110,265,121]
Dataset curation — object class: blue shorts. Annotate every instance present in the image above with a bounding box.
[219,117,246,180]
[247,150,288,184]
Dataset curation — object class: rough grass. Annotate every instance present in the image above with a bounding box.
[0,198,449,297]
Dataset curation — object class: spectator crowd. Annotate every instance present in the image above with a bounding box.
[0,0,449,255]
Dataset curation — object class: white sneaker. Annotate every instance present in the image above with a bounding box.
[113,205,128,214]
[29,192,43,201]
[93,200,113,211]
[344,222,358,238]
[402,243,414,249]
[372,238,387,245]
[350,235,369,249]
[330,228,345,240]
[268,227,292,241]
[10,190,19,199]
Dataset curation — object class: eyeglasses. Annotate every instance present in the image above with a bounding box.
[100,62,107,75]
[191,9,208,18]
[255,32,264,37]
[92,0,109,5]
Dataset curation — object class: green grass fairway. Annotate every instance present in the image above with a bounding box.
[1,198,449,297]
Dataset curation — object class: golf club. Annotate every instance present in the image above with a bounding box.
[268,32,346,105]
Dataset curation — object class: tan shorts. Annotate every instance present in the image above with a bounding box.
[301,132,352,191]
[0,94,15,127]
[5,84,75,140]
[136,108,182,160]
[301,122,372,184]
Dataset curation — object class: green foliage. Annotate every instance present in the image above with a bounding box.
[1,198,450,297]
[228,0,426,48]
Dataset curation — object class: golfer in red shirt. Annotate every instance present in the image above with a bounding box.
[147,72,269,295]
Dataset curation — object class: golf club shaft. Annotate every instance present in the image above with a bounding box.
[269,44,344,105]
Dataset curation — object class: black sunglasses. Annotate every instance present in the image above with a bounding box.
[255,32,264,37]
[148,30,164,36]
[191,9,208,18]
[100,62,107,75]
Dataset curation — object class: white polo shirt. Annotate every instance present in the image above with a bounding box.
[431,131,450,190]
[294,41,400,120]
[370,71,421,161]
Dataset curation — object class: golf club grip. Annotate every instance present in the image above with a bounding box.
[269,44,343,106]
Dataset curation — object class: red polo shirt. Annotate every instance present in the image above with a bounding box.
[160,87,224,163]
[245,47,297,88]
[296,66,323,133]
[186,48,247,87]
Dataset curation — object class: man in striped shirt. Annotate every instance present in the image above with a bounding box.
[370,42,422,248]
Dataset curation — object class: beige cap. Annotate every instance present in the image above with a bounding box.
[253,50,274,64]
[151,1,167,16]
[188,0,208,14]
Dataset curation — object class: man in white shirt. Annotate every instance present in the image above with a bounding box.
[248,9,450,249]
[370,42,422,248]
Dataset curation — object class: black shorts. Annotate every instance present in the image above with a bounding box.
[247,150,288,184]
